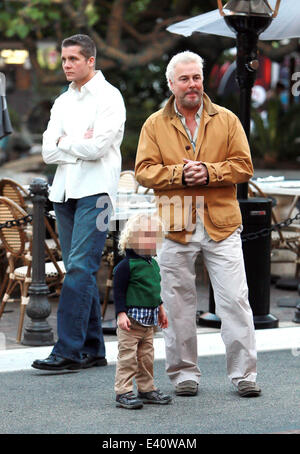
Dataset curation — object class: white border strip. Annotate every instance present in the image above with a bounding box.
[0,326,300,373]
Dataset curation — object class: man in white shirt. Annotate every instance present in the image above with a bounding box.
[32,34,126,371]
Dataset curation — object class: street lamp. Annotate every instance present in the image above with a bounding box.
[199,1,281,329]
[217,0,281,198]
[214,0,280,329]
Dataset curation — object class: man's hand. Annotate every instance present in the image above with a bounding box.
[117,312,131,331]
[84,128,94,139]
[183,158,208,186]
[56,134,66,146]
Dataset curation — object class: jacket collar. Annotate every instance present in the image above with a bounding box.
[125,248,152,262]
[69,70,106,95]
[163,92,218,119]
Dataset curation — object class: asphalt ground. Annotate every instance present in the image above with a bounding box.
[0,350,299,438]
[0,168,300,439]
[0,282,300,439]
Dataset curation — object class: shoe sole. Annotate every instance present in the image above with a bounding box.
[116,403,143,409]
[32,358,107,371]
[239,390,261,397]
[31,363,80,371]
[141,399,172,405]
[175,386,198,396]
[175,390,198,396]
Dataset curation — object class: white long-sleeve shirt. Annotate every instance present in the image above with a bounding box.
[42,70,126,204]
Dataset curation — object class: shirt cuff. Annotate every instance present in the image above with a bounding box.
[182,164,187,186]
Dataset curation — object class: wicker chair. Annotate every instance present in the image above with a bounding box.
[248,180,300,277]
[118,171,139,193]
[118,170,151,195]
[0,177,61,256]
[0,196,65,342]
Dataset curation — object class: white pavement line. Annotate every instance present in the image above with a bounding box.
[0,326,300,373]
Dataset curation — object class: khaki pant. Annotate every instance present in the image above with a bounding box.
[114,318,156,395]
[157,218,257,388]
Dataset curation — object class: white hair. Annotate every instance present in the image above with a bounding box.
[166,51,204,90]
[118,212,165,255]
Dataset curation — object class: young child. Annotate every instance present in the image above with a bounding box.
[113,212,172,409]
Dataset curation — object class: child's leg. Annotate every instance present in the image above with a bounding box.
[135,325,155,393]
[114,324,141,395]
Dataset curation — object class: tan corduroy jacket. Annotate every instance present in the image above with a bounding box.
[135,93,253,244]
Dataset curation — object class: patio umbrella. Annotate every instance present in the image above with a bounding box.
[167,0,300,40]
[0,73,13,140]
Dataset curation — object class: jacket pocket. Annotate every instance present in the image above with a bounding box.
[207,201,242,227]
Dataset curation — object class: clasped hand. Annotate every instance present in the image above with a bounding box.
[183,158,208,186]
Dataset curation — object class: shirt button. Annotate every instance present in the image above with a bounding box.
[185,146,191,150]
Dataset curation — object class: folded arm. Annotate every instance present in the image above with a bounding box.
[42,101,78,165]
[60,99,125,161]
[42,93,125,164]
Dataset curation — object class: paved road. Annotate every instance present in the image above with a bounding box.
[0,349,299,436]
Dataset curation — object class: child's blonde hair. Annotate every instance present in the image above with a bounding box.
[118,212,165,255]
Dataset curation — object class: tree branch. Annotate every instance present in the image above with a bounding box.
[258,39,299,62]
[61,0,88,29]
[89,26,180,70]
[121,15,187,43]
[106,0,127,48]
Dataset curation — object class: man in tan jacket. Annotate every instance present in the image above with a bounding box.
[135,51,261,398]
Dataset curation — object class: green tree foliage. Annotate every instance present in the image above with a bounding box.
[251,101,300,162]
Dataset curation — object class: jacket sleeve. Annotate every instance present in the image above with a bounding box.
[204,113,253,186]
[60,91,126,161]
[42,100,78,165]
[135,117,185,190]
[113,259,130,317]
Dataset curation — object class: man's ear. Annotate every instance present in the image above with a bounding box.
[88,56,95,67]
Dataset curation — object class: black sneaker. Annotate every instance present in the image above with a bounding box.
[138,389,172,405]
[116,392,143,409]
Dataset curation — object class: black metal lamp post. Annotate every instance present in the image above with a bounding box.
[199,0,281,329]
[22,178,54,346]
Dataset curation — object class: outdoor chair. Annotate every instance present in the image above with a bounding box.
[0,196,65,342]
[118,170,150,195]
[118,171,139,193]
[0,177,61,257]
[248,180,300,278]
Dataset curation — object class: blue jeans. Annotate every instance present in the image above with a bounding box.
[52,194,112,362]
